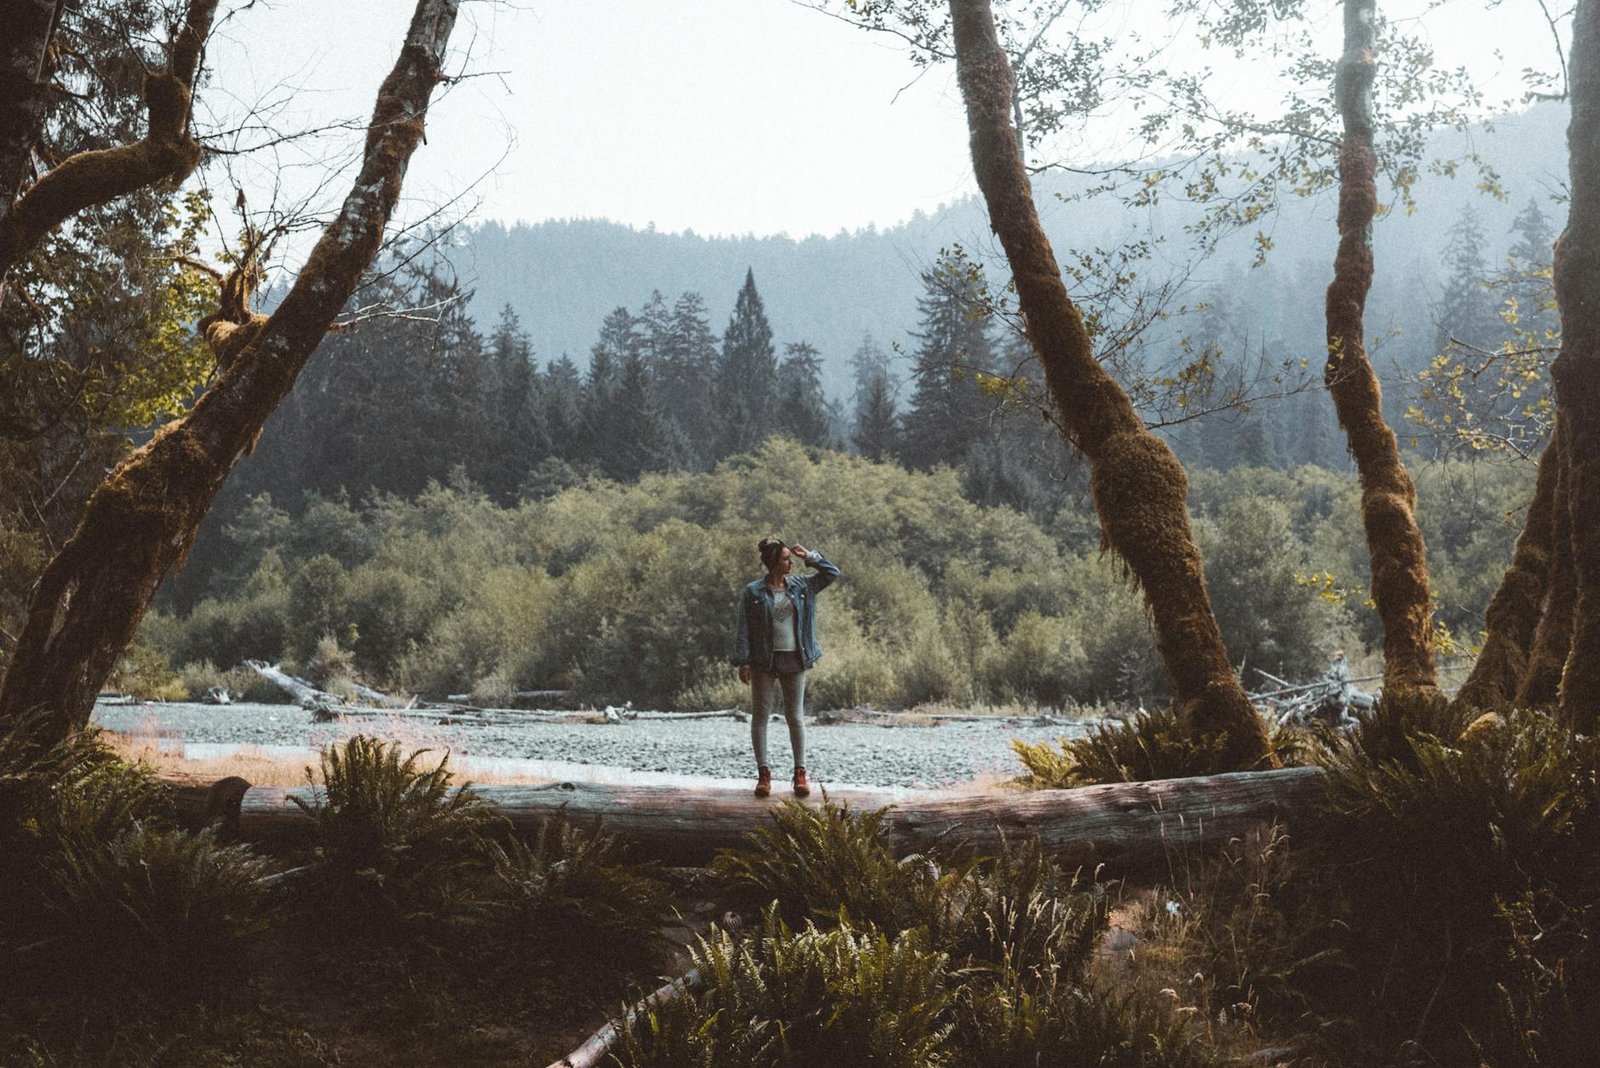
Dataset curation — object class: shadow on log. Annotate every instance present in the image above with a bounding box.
[162,767,1325,875]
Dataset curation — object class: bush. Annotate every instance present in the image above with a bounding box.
[1304,707,1600,1063]
[483,818,670,973]
[293,736,496,930]
[615,909,955,1068]
[1011,705,1288,788]
[1,718,271,997]
[301,633,358,695]
[711,798,957,934]
[45,823,272,989]
[951,974,1220,1068]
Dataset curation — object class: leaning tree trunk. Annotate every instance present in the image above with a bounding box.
[1451,422,1561,711]
[0,0,462,744]
[948,0,1274,769]
[1517,421,1575,708]
[1324,0,1438,700]
[1553,0,1600,733]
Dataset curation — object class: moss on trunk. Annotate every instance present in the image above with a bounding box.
[1516,423,1574,710]
[1451,425,1560,712]
[0,0,215,281]
[949,0,1273,769]
[1552,0,1600,733]
[1324,0,1438,700]
[0,0,463,744]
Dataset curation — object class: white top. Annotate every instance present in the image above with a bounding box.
[770,586,798,652]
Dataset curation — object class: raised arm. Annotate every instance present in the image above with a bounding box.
[791,544,839,594]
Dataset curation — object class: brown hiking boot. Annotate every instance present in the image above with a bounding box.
[754,766,772,798]
[792,766,811,797]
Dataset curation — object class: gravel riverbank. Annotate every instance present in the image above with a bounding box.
[92,701,1099,790]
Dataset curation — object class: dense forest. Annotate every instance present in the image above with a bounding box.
[145,246,1543,709]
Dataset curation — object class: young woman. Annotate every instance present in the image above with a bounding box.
[732,536,840,797]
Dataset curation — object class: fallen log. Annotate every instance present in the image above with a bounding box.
[244,660,343,708]
[165,767,1326,872]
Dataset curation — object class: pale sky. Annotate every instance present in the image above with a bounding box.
[201,0,1567,247]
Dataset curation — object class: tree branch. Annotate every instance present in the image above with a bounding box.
[0,0,217,284]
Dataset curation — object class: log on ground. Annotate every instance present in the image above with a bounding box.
[169,767,1326,871]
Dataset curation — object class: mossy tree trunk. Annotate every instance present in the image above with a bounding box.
[1517,417,1574,708]
[1553,0,1600,733]
[1451,424,1561,711]
[0,0,215,283]
[0,0,463,744]
[948,0,1275,770]
[1324,0,1438,700]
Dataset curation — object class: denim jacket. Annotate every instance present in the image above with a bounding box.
[732,550,840,672]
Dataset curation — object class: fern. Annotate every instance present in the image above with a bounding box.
[483,817,669,969]
[1011,705,1289,788]
[294,735,495,930]
[711,797,961,935]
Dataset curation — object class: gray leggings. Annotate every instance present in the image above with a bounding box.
[751,669,807,770]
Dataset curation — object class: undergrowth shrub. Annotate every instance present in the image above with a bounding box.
[679,801,1215,1066]
[2,717,272,999]
[946,838,1106,987]
[614,908,955,1068]
[1304,705,1600,1064]
[293,735,495,931]
[950,972,1220,1068]
[1011,706,1296,788]
[1144,822,1332,1037]
[711,798,959,933]
[46,823,272,989]
[483,818,670,974]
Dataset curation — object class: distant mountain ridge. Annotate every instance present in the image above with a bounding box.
[456,104,1568,400]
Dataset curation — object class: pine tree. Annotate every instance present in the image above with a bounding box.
[542,354,585,465]
[657,291,720,468]
[485,304,546,501]
[584,306,640,473]
[776,341,833,446]
[899,267,996,470]
[849,334,900,461]
[1434,205,1504,355]
[716,268,778,458]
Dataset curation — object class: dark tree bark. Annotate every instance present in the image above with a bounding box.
[1553,0,1600,732]
[0,0,215,283]
[0,0,463,743]
[1517,419,1575,709]
[0,0,64,209]
[1451,424,1561,711]
[1324,0,1439,700]
[947,0,1274,769]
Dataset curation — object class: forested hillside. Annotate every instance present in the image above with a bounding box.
[460,104,1565,402]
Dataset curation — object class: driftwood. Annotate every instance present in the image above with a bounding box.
[244,660,344,708]
[166,767,1326,872]
[552,965,705,1068]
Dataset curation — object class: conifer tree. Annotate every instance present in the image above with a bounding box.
[776,341,833,447]
[542,354,585,466]
[1434,206,1504,357]
[899,267,996,470]
[658,291,720,468]
[849,334,900,461]
[716,268,778,457]
[584,306,639,473]
[486,304,546,500]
